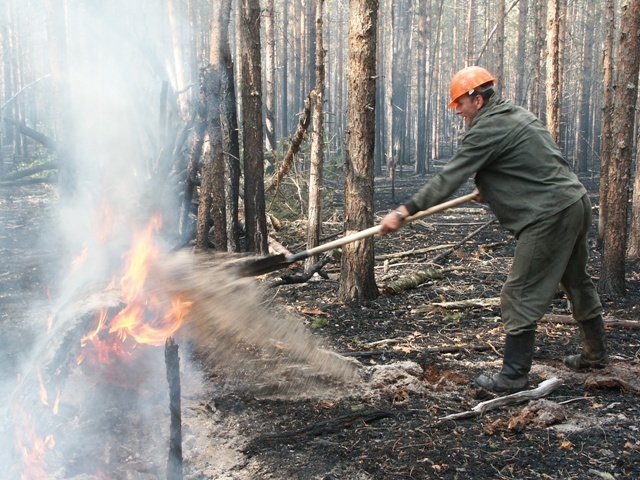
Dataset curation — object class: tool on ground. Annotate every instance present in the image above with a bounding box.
[240,191,481,277]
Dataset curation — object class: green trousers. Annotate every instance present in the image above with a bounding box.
[501,194,602,335]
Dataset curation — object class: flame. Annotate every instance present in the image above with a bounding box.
[79,214,192,365]
[14,407,55,480]
[36,370,48,406]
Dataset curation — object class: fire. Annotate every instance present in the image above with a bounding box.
[14,406,55,480]
[79,214,192,365]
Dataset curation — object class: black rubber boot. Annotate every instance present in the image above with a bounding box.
[564,315,608,371]
[475,331,536,394]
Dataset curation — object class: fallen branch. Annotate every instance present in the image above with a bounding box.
[540,314,640,330]
[269,254,332,287]
[430,218,496,263]
[439,377,564,421]
[413,297,500,314]
[4,117,57,151]
[375,244,454,261]
[242,408,395,454]
[422,344,493,355]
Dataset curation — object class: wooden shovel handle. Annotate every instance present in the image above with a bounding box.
[303,192,480,258]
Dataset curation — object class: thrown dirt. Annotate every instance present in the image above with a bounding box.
[1,172,639,480]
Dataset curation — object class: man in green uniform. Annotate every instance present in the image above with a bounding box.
[379,66,608,394]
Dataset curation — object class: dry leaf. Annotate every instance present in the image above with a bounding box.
[559,440,573,450]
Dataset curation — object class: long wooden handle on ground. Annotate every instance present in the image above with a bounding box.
[240,191,481,276]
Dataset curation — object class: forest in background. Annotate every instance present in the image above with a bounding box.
[0,0,639,300]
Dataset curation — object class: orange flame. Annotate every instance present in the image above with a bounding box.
[79,214,192,365]
[15,407,55,480]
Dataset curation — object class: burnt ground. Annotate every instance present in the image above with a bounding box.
[1,173,640,479]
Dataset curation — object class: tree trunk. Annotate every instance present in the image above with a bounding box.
[414,0,427,175]
[217,0,241,253]
[280,1,289,136]
[305,0,326,272]
[465,0,475,67]
[515,0,528,106]
[264,0,277,154]
[167,0,188,117]
[599,0,616,245]
[494,0,505,98]
[384,0,394,181]
[574,7,593,174]
[530,0,546,118]
[600,0,640,296]
[195,0,234,253]
[44,0,76,197]
[338,0,379,301]
[392,2,410,181]
[240,0,268,255]
[629,129,640,258]
[545,0,563,143]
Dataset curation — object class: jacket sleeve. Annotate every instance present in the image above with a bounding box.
[405,125,497,214]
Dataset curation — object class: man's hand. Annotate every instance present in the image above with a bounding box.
[472,187,485,203]
[379,205,410,235]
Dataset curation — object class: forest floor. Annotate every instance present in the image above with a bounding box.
[1,172,640,479]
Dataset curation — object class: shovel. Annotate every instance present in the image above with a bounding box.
[240,191,480,276]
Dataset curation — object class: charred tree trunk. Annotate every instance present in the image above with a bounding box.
[240,0,268,255]
[165,337,183,480]
[599,0,616,245]
[217,0,241,253]
[195,65,227,252]
[338,0,379,301]
[600,0,640,296]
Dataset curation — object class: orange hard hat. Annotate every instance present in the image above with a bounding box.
[448,66,497,108]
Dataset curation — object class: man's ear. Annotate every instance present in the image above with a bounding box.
[474,95,485,109]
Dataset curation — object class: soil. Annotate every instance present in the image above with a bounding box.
[1,173,639,480]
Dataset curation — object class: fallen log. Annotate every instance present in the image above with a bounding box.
[1,161,58,181]
[0,176,53,188]
[381,220,496,294]
[381,266,466,295]
[439,377,564,421]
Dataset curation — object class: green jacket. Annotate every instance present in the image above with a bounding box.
[405,95,587,235]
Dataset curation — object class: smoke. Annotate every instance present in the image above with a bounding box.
[1,1,361,477]
[0,0,194,476]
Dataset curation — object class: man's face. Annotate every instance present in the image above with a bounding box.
[455,94,483,126]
